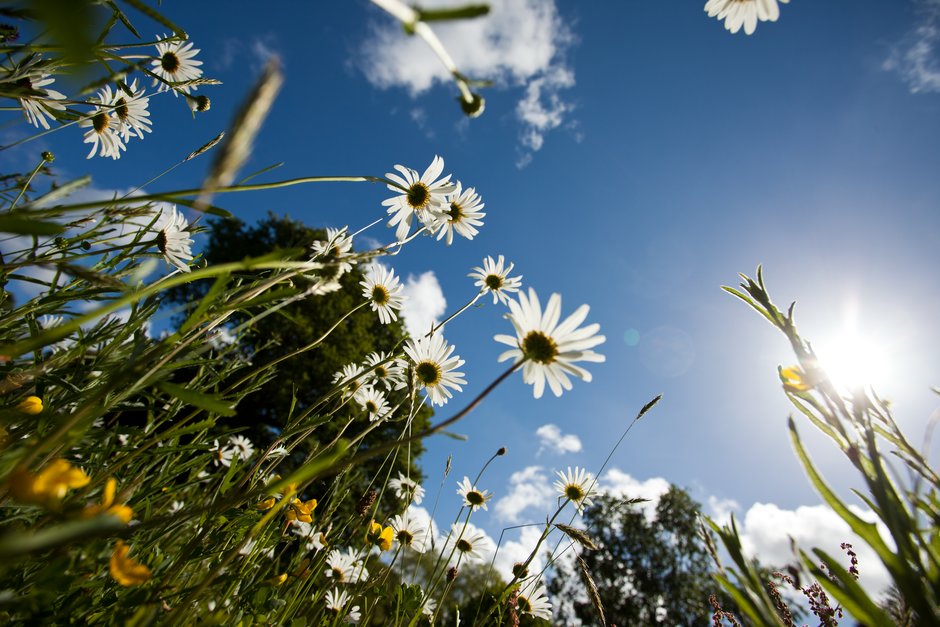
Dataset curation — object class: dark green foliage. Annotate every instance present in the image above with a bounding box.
[549,486,737,626]
[167,213,432,514]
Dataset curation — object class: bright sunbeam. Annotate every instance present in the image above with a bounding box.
[814,330,892,393]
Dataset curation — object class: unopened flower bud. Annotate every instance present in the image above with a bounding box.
[41,151,55,162]
[497,447,507,456]
[446,566,459,582]
[189,95,211,113]
[459,92,485,118]
[512,562,528,579]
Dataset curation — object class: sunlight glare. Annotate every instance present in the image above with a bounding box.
[815,330,891,393]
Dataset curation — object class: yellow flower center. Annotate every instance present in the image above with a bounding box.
[565,484,585,501]
[456,539,472,553]
[407,182,430,209]
[466,490,485,506]
[522,331,558,364]
[484,274,503,291]
[371,285,389,306]
[114,97,129,121]
[92,112,110,134]
[415,361,442,386]
[397,530,414,545]
[447,201,464,222]
[161,51,180,74]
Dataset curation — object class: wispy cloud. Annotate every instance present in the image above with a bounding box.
[535,423,582,456]
[494,465,555,523]
[884,0,940,93]
[359,0,576,164]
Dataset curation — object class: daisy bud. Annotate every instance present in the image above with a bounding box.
[497,447,507,456]
[41,151,54,162]
[446,566,459,583]
[512,562,528,579]
[459,92,485,118]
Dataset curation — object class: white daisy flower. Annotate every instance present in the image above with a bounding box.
[435,182,485,245]
[456,476,492,511]
[402,334,466,407]
[389,511,429,553]
[169,500,185,513]
[421,596,437,617]
[228,435,254,461]
[446,523,488,564]
[153,205,194,273]
[353,385,391,422]
[324,588,357,618]
[325,548,369,584]
[553,466,595,513]
[333,363,366,395]
[310,226,356,277]
[37,314,63,329]
[238,537,275,559]
[152,35,204,95]
[362,351,404,390]
[104,79,152,141]
[382,155,455,241]
[516,580,553,621]
[79,99,125,160]
[388,471,425,505]
[15,70,66,130]
[360,264,406,325]
[469,255,523,305]
[704,0,788,35]
[494,288,606,399]
[210,439,235,467]
[290,521,327,552]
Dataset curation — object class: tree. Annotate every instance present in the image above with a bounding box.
[549,486,738,626]
[167,213,432,514]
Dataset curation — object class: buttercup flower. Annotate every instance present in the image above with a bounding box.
[360,264,406,325]
[153,205,194,273]
[16,395,43,415]
[470,255,523,305]
[553,466,595,513]
[456,476,492,511]
[495,288,605,399]
[109,541,151,586]
[367,520,395,552]
[354,385,391,422]
[8,459,90,507]
[152,35,204,95]
[286,497,317,523]
[389,511,429,553]
[516,580,553,621]
[435,182,485,245]
[388,471,425,505]
[16,70,66,130]
[704,0,788,35]
[382,156,455,241]
[83,477,134,523]
[781,365,811,392]
[402,334,466,406]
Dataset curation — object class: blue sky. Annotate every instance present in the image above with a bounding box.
[7,0,940,596]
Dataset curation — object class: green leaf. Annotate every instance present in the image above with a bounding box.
[31,175,92,206]
[0,516,126,559]
[179,272,231,333]
[119,0,187,38]
[157,381,236,417]
[0,215,65,235]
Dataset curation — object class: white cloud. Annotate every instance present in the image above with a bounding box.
[494,465,555,523]
[360,0,576,162]
[598,469,671,522]
[706,495,740,526]
[400,270,447,337]
[535,423,582,456]
[492,524,545,581]
[734,502,893,601]
[884,0,940,93]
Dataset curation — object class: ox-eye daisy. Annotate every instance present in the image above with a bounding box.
[153,205,194,273]
[495,288,605,399]
[152,35,204,95]
[435,182,485,245]
[704,0,788,35]
[553,466,595,514]
[402,334,466,406]
[456,476,492,511]
[360,264,405,325]
[382,156,455,241]
[388,471,425,505]
[469,255,522,305]
[389,511,429,553]
[517,580,553,621]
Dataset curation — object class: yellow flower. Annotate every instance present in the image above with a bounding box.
[265,572,288,586]
[83,478,134,523]
[109,541,151,586]
[285,497,317,523]
[255,496,276,511]
[8,459,90,508]
[367,520,395,552]
[16,395,43,415]
[780,366,811,392]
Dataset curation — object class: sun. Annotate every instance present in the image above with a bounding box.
[814,329,892,393]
